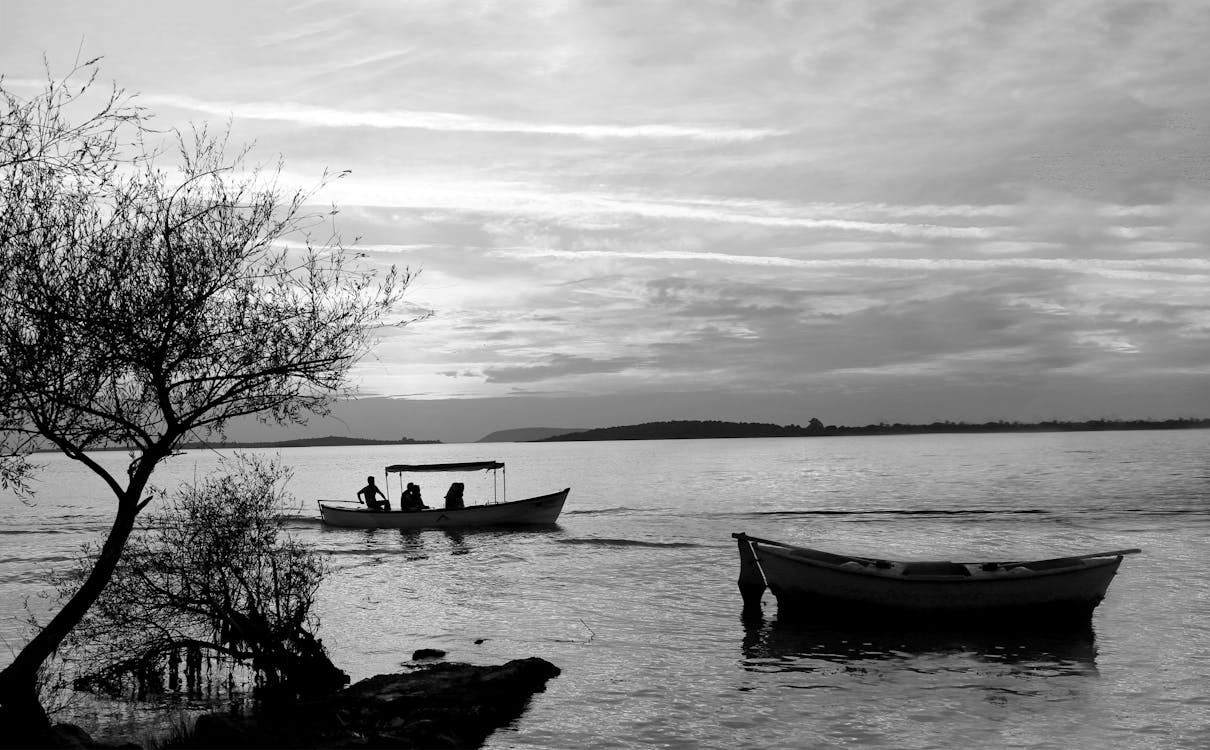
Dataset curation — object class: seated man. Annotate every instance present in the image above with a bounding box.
[399,482,428,511]
[357,476,391,511]
[444,482,465,510]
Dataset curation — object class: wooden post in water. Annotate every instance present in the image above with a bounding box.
[732,533,766,622]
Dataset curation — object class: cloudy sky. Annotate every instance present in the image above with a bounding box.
[3,1,1208,442]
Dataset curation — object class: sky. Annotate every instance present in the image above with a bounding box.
[2,1,1208,443]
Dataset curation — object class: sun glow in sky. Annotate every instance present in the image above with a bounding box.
[2,0,1208,442]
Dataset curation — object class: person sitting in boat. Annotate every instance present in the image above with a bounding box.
[357,476,390,511]
[444,482,465,510]
[399,482,429,511]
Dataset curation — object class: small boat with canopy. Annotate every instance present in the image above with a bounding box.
[318,461,569,529]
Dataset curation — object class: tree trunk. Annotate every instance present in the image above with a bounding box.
[0,492,141,734]
[0,678,46,748]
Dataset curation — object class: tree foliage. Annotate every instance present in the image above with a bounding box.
[0,92,404,484]
[61,455,347,701]
[0,60,412,730]
[0,59,142,494]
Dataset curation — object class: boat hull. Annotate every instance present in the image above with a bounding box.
[319,488,569,529]
[738,536,1126,629]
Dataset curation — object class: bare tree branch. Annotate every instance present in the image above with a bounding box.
[0,60,411,729]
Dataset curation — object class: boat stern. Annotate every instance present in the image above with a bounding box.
[733,533,768,621]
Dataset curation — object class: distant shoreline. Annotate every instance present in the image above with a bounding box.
[536,418,1210,442]
[32,435,441,454]
[31,418,1210,453]
[178,436,443,449]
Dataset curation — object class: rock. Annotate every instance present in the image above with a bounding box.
[335,657,561,747]
[178,657,560,749]
[0,722,139,749]
[189,715,265,748]
[47,724,94,748]
[411,648,446,660]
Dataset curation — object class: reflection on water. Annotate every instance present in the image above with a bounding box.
[385,528,473,558]
[442,529,470,555]
[741,618,1099,678]
[319,525,564,561]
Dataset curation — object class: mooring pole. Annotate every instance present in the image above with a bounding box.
[732,532,766,622]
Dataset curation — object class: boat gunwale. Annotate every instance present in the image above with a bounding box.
[754,542,1124,584]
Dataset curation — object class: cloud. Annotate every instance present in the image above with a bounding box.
[7,0,1210,424]
[495,247,1210,276]
[141,95,784,143]
[316,180,1005,239]
[482,354,646,384]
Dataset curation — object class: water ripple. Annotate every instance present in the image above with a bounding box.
[753,509,1051,516]
[555,537,703,549]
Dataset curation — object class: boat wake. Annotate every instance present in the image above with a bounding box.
[565,507,671,516]
[751,509,1050,517]
[742,507,1210,520]
[283,516,325,528]
[555,537,703,549]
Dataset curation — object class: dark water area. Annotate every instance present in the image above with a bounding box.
[2,430,1209,748]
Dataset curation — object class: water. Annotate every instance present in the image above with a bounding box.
[2,430,1209,748]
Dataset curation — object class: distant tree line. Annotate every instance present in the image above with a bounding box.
[821,417,1210,436]
[30,435,440,454]
[538,418,1210,442]
[177,435,440,449]
[536,419,825,441]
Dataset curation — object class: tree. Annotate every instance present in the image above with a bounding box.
[0,61,410,733]
[60,455,347,702]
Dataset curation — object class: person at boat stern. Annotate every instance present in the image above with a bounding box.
[357,476,391,511]
[444,482,465,510]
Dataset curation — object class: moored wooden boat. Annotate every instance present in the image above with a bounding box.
[733,532,1139,629]
[318,460,569,529]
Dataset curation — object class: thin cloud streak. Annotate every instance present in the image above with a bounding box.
[497,247,1210,276]
[142,95,785,142]
[321,179,1001,238]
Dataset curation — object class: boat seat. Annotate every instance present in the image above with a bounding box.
[786,547,862,567]
[1020,557,1083,571]
[900,561,971,577]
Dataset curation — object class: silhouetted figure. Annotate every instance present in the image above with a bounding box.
[357,476,390,511]
[400,482,428,511]
[444,482,465,510]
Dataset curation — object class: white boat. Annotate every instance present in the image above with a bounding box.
[733,532,1139,628]
[318,461,569,529]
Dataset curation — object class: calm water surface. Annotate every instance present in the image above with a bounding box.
[2,431,1209,749]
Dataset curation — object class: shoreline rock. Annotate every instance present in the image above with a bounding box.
[19,657,559,749]
[178,657,560,749]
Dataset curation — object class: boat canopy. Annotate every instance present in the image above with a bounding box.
[385,461,504,473]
